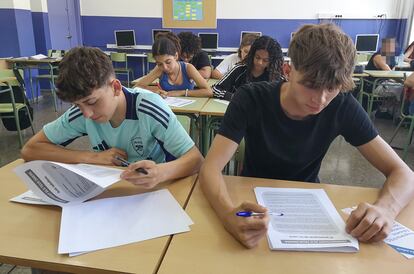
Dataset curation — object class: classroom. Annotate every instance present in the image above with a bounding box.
[1,0,414,273]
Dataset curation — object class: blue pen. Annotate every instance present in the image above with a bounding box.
[236,211,284,217]
[114,156,149,175]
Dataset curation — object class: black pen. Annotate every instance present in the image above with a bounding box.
[114,156,149,175]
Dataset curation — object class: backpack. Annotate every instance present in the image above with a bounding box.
[0,84,33,131]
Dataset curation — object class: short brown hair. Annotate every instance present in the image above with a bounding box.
[289,24,355,91]
[56,47,115,102]
[238,33,258,58]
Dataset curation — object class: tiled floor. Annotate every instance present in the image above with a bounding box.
[1,92,414,273]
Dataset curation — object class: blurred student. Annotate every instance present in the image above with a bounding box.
[211,34,258,79]
[212,35,284,101]
[135,32,212,97]
[403,41,414,69]
[178,31,212,79]
[21,47,203,189]
[199,24,414,248]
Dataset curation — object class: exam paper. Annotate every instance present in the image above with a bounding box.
[164,97,195,107]
[255,187,359,252]
[59,189,193,254]
[342,206,414,259]
[13,161,123,206]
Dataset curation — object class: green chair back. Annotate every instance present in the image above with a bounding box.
[111,52,128,63]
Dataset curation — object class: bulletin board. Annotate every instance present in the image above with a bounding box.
[163,0,216,29]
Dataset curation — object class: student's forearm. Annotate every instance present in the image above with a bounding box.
[198,67,212,79]
[199,161,235,220]
[21,142,97,164]
[375,167,414,217]
[156,146,203,182]
[211,69,223,79]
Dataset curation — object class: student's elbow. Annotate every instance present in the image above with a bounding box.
[20,142,35,162]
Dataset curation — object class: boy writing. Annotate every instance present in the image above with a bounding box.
[199,24,414,248]
[21,47,203,188]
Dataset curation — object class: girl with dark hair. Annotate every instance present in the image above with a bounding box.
[212,35,284,100]
[211,33,258,79]
[135,32,212,97]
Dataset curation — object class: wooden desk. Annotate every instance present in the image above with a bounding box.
[0,159,198,274]
[6,58,60,105]
[364,70,412,79]
[159,176,414,274]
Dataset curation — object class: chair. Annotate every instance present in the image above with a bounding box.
[177,115,191,134]
[233,138,245,175]
[389,74,413,161]
[0,70,34,147]
[34,49,63,112]
[146,52,156,74]
[358,78,403,118]
[111,52,134,87]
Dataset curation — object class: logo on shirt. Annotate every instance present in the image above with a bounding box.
[131,137,144,156]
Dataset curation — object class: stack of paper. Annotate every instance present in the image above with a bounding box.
[30,54,48,60]
[255,187,359,253]
[11,161,193,256]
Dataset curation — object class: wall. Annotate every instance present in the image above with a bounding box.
[80,0,411,51]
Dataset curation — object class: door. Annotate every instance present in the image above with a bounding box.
[47,0,82,50]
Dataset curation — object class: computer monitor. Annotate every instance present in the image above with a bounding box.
[114,30,136,47]
[355,34,379,53]
[152,29,172,43]
[198,33,219,50]
[240,31,262,43]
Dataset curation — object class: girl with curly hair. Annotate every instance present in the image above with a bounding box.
[212,35,284,100]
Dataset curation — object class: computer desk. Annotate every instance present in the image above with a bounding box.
[159,176,414,274]
[0,159,198,274]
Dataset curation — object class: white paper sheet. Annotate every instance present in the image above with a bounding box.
[164,97,195,107]
[342,206,414,259]
[58,189,193,254]
[13,161,123,206]
[213,99,230,105]
[10,190,52,205]
[255,187,359,252]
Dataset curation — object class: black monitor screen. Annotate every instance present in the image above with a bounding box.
[152,29,171,42]
[355,34,379,52]
[115,30,136,47]
[199,33,218,50]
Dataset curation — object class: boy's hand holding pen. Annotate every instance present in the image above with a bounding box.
[115,156,148,175]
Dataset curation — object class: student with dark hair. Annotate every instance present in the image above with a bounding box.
[178,31,212,79]
[200,24,414,248]
[135,32,212,97]
[21,47,203,188]
[211,33,258,79]
[212,35,284,101]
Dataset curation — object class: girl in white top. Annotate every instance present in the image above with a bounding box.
[211,34,258,79]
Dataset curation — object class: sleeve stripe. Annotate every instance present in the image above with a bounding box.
[137,108,168,129]
[141,98,170,117]
[68,112,83,123]
[69,107,81,117]
[139,103,169,125]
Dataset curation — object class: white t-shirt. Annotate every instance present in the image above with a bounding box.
[215,53,241,75]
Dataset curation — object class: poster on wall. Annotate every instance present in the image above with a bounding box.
[173,0,203,21]
[163,0,216,28]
